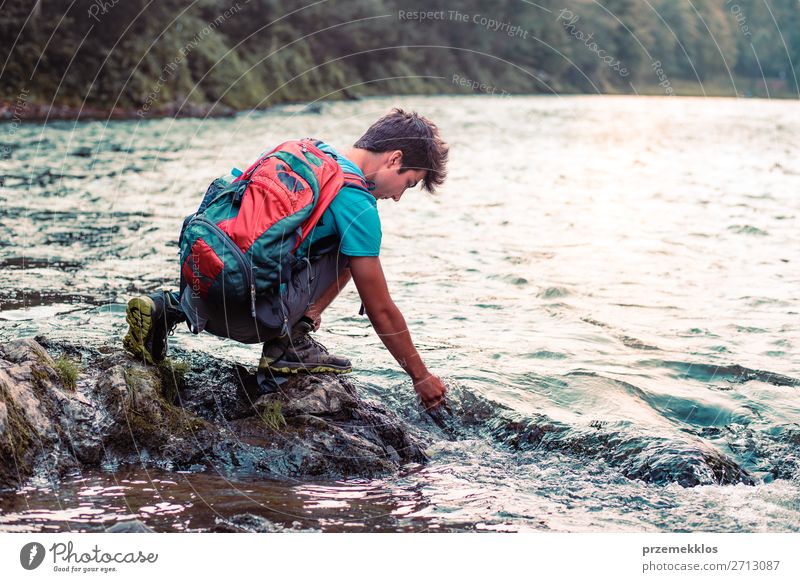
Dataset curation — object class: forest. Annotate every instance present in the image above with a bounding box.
[1,0,798,118]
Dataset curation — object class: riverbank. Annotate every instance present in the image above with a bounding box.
[1,77,795,123]
[0,100,238,123]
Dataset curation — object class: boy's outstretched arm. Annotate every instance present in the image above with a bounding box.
[349,256,447,410]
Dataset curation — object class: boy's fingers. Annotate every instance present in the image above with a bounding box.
[427,397,445,411]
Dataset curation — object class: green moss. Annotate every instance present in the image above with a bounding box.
[156,359,189,404]
[259,400,287,432]
[120,363,208,450]
[53,356,80,391]
[122,366,166,419]
[122,367,151,401]
[30,366,49,387]
[0,386,34,469]
[136,397,207,440]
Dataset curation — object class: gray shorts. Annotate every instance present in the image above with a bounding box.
[180,251,350,344]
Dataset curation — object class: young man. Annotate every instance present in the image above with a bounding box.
[124,108,449,410]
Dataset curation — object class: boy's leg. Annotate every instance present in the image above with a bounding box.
[124,252,353,369]
[303,267,352,330]
[177,257,348,348]
[259,252,353,374]
[193,295,281,345]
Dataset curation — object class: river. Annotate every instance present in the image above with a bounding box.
[1,94,798,532]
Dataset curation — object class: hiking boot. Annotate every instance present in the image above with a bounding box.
[259,317,352,374]
[123,291,186,365]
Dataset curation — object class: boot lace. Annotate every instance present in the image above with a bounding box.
[292,332,329,355]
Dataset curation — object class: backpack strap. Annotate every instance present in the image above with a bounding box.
[292,139,346,249]
[342,170,372,193]
[308,137,372,193]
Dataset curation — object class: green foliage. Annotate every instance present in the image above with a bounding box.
[259,399,287,432]
[54,356,80,391]
[2,0,798,112]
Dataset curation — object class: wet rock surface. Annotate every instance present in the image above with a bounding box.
[106,520,155,533]
[425,386,760,487]
[1,335,792,494]
[0,337,427,491]
[211,514,320,533]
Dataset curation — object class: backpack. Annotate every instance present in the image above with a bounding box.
[178,138,369,319]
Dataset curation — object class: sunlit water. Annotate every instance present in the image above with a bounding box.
[1,95,799,532]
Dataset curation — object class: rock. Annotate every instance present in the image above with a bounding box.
[434,384,755,487]
[1,338,56,366]
[212,514,318,533]
[270,374,360,417]
[302,102,324,114]
[0,339,78,488]
[0,401,7,437]
[3,337,757,492]
[106,520,154,533]
[0,338,426,491]
[71,146,93,157]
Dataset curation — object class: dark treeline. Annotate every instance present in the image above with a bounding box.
[1,0,798,118]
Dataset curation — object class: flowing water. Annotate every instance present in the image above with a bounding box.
[1,95,799,532]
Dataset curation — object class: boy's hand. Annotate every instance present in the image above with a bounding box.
[413,375,447,410]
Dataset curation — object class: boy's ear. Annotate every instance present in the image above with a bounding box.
[387,150,403,168]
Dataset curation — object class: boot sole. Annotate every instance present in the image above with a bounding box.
[266,362,352,375]
[123,296,156,365]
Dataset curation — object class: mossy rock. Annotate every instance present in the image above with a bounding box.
[0,387,37,488]
[156,359,189,405]
[117,362,213,454]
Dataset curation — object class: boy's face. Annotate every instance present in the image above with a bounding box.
[371,151,427,202]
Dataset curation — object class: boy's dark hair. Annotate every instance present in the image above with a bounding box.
[353,108,448,193]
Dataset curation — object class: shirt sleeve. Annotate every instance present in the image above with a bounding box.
[330,187,382,257]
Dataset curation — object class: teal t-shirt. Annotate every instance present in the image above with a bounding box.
[297,142,381,259]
